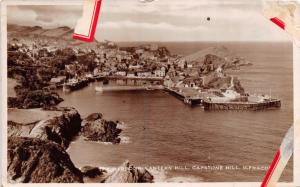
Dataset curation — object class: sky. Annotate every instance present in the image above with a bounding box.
[7,0,292,42]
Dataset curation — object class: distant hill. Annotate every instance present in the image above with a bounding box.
[183,45,252,68]
[8,24,73,40]
[183,46,233,62]
[7,24,99,48]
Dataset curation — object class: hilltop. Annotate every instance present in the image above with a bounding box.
[183,46,252,69]
[7,24,99,48]
[184,46,231,62]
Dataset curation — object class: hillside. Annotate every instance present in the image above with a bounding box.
[7,24,99,48]
[183,46,252,68]
[184,46,232,62]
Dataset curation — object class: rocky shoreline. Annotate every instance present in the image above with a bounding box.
[7,107,154,183]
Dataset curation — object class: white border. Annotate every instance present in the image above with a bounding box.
[1,1,8,186]
[0,1,2,186]
[0,0,299,187]
[293,41,300,186]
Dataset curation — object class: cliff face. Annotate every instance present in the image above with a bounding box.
[7,108,83,183]
[8,107,82,149]
[7,137,83,183]
[30,108,82,148]
[7,109,155,183]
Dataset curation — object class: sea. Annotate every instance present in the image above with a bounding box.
[58,42,293,182]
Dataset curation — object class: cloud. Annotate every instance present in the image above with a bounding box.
[6,0,291,41]
[100,20,207,32]
[7,5,82,28]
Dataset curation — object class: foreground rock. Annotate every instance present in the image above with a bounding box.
[81,113,122,144]
[81,166,106,178]
[105,161,154,183]
[8,107,82,149]
[7,137,83,183]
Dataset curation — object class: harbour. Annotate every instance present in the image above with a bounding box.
[164,87,281,110]
[7,35,293,182]
[60,74,282,111]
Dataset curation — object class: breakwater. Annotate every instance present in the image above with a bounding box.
[165,87,281,110]
[203,99,281,111]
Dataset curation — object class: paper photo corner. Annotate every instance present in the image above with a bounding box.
[73,0,102,42]
[261,1,299,186]
[261,125,294,187]
[262,0,300,45]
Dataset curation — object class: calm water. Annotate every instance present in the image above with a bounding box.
[59,42,293,182]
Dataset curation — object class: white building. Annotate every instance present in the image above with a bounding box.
[100,72,110,76]
[187,64,193,68]
[154,68,166,77]
[137,71,152,78]
[116,71,127,76]
[93,68,100,76]
[129,65,142,69]
[127,73,136,78]
[177,59,187,69]
[50,76,66,84]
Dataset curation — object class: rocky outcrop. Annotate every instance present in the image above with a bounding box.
[81,113,122,144]
[105,161,154,183]
[184,46,251,67]
[29,107,81,148]
[183,46,229,63]
[81,166,105,178]
[200,54,227,74]
[232,77,245,94]
[7,137,83,183]
[199,54,251,75]
[202,70,245,94]
[8,107,82,149]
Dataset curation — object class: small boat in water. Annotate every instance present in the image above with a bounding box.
[63,78,89,92]
[146,86,154,91]
[95,86,104,92]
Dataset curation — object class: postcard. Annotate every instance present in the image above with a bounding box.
[0,0,299,186]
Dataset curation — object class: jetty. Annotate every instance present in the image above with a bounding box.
[164,87,203,106]
[94,75,164,82]
[202,99,281,111]
[164,87,281,111]
[95,85,164,92]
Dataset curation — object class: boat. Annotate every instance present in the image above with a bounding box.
[95,86,104,92]
[184,98,192,105]
[63,78,89,92]
[146,86,154,90]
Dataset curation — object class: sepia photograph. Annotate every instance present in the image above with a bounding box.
[4,0,294,184]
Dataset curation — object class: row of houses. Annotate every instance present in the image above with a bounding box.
[93,66,167,78]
